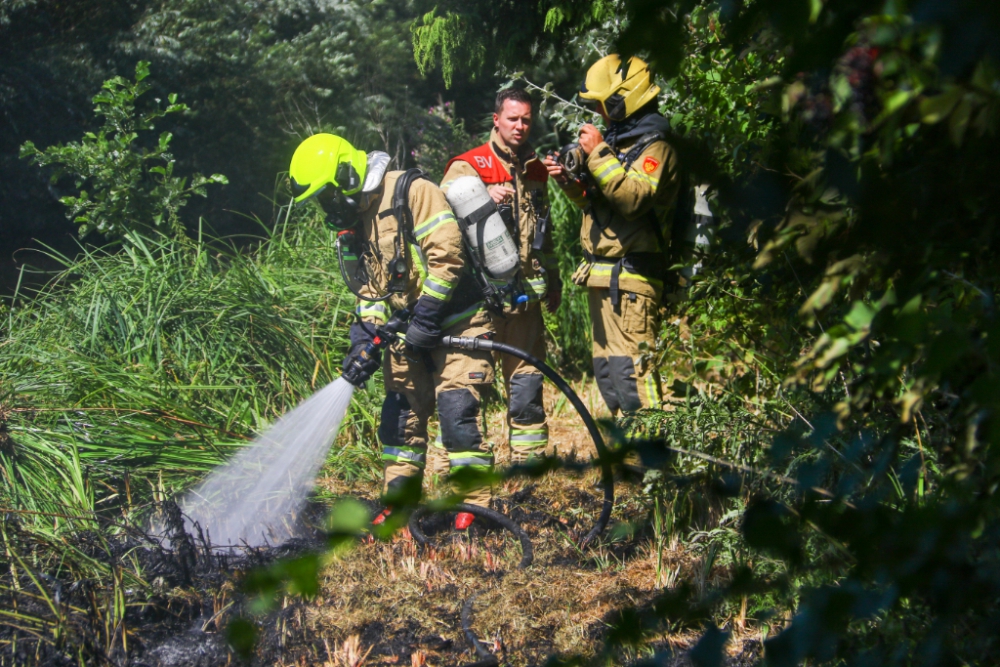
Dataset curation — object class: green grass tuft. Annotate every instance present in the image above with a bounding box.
[0,209,383,531]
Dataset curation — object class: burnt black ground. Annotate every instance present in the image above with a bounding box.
[2,486,764,667]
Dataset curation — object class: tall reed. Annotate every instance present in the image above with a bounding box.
[0,209,382,530]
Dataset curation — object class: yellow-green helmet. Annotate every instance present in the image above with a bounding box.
[579,54,660,122]
[289,134,368,203]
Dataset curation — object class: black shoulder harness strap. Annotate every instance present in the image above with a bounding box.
[619,131,665,171]
[392,168,429,246]
[373,168,428,294]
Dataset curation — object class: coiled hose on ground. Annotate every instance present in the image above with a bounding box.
[405,333,617,665]
[439,335,614,547]
[409,502,534,568]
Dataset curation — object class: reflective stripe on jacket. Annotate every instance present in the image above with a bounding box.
[355,171,475,327]
[560,133,680,299]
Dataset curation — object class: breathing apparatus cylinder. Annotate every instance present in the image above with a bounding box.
[678,185,715,282]
[444,177,519,281]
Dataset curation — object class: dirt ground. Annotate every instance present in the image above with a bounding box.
[286,381,764,667]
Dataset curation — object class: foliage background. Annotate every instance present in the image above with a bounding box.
[5,0,1000,665]
[409,0,1000,665]
[0,0,501,288]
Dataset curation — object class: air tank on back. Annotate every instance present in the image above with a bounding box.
[445,176,519,280]
[678,184,715,283]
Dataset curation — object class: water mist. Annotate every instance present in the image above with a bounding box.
[170,377,357,548]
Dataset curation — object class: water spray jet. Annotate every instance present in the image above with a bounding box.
[166,308,613,553]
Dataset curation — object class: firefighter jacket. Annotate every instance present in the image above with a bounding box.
[353,171,483,333]
[441,129,558,307]
[559,112,681,302]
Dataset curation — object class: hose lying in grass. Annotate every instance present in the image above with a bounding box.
[408,503,534,568]
[440,335,614,547]
[425,336,615,664]
[460,593,500,667]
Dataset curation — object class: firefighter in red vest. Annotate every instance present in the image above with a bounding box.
[438,87,560,465]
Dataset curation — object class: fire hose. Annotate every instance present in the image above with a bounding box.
[353,309,615,552]
[355,309,616,665]
[424,333,615,666]
[409,502,534,568]
[436,334,614,549]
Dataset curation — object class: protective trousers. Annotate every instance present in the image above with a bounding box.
[380,314,495,507]
[493,302,549,462]
[589,287,662,414]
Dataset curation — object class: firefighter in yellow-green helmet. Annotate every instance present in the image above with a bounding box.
[289,134,496,531]
[544,55,682,417]
[289,133,368,202]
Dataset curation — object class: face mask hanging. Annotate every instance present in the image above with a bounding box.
[335,228,408,303]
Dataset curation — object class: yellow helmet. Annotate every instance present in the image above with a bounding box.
[289,134,368,203]
[579,54,660,122]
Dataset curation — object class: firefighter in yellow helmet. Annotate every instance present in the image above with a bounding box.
[290,134,496,530]
[544,55,681,416]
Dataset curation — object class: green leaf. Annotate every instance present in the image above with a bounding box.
[844,301,876,331]
[279,554,321,598]
[18,141,37,158]
[808,0,823,23]
[226,617,257,660]
[919,87,963,124]
[949,95,975,146]
[690,624,730,667]
[742,498,802,566]
[882,89,917,117]
[900,294,923,315]
[606,607,646,647]
[324,498,369,534]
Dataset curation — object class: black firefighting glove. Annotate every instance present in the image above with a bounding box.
[342,322,381,387]
[405,296,443,351]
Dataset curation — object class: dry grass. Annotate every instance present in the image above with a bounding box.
[324,634,374,667]
[246,376,762,667]
[287,479,763,666]
[294,379,762,666]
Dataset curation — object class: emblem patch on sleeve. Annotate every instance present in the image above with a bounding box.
[642,156,660,173]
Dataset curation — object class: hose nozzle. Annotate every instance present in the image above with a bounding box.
[440,335,494,351]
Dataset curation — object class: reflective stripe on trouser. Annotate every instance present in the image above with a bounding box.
[490,302,549,461]
[588,287,661,414]
[381,310,496,507]
[382,445,427,466]
[509,427,547,462]
[448,450,495,469]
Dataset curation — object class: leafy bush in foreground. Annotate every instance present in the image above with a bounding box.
[414,2,1000,665]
